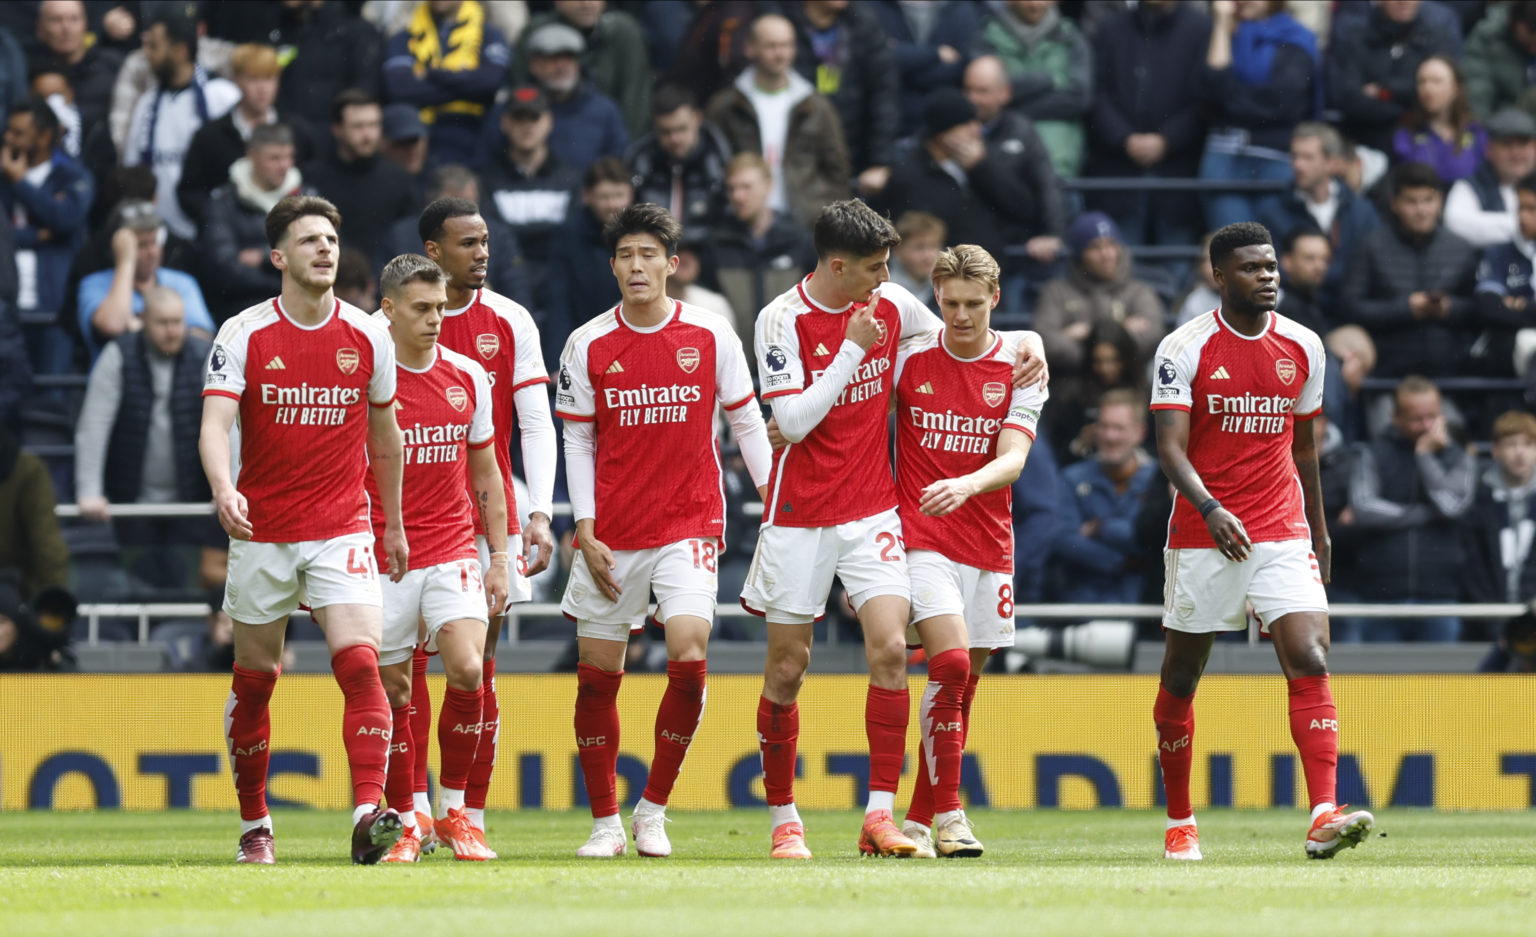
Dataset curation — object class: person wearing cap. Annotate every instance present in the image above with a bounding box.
[1446,107,1536,248]
[301,88,418,260]
[515,1,651,138]
[383,0,510,168]
[1034,211,1167,378]
[76,199,214,360]
[380,103,430,201]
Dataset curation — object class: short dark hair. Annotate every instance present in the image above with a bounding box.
[1512,0,1536,32]
[247,122,294,151]
[380,253,447,298]
[1390,161,1444,198]
[336,247,371,294]
[418,196,481,244]
[331,88,379,125]
[1280,224,1328,256]
[603,202,683,256]
[426,163,478,201]
[8,96,60,143]
[813,199,901,261]
[1208,222,1273,268]
[150,8,199,61]
[652,84,696,117]
[265,194,342,249]
[1515,171,1536,199]
[583,155,632,190]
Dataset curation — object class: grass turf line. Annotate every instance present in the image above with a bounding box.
[1,809,1533,937]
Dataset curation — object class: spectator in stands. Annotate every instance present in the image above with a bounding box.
[380,103,430,204]
[666,234,737,332]
[221,0,383,130]
[1327,0,1461,156]
[1394,55,1486,186]
[517,1,652,139]
[0,20,24,113]
[0,299,28,431]
[375,164,530,304]
[705,12,850,229]
[705,152,816,352]
[0,424,69,599]
[178,44,314,230]
[1052,389,1156,604]
[301,89,417,261]
[333,247,376,312]
[1276,226,1331,335]
[1473,172,1536,378]
[383,0,511,167]
[664,1,755,106]
[28,64,80,159]
[198,586,236,672]
[27,0,123,135]
[976,0,1091,181]
[1174,232,1220,327]
[478,86,580,315]
[1258,122,1379,307]
[543,156,632,365]
[1478,611,1536,672]
[869,0,982,132]
[1348,375,1475,642]
[887,211,945,309]
[964,55,1068,268]
[1463,410,1536,619]
[1013,430,1062,610]
[1197,0,1319,232]
[1445,108,1536,248]
[1324,324,1378,446]
[513,20,628,172]
[1043,320,1144,460]
[200,124,313,321]
[1084,0,1208,248]
[0,578,73,672]
[3,95,92,378]
[1035,211,1165,380]
[122,10,240,240]
[623,84,732,236]
[1463,0,1536,121]
[77,201,214,360]
[1339,162,1479,377]
[772,0,900,196]
[878,87,1062,299]
[74,285,220,590]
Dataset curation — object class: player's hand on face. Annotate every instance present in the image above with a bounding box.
[581,537,622,602]
[846,295,882,350]
[919,477,976,517]
[1206,507,1252,562]
[524,512,555,576]
[1011,332,1049,389]
[765,415,787,450]
[383,527,408,582]
[215,490,253,540]
[484,561,510,618]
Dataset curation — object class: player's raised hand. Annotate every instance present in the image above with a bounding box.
[214,489,253,540]
[383,526,409,582]
[581,536,622,602]
[846,292,882,350]
[919,477,976,517]
[524,512,555,576]
[765,415,787,451]
[1206,507,1252,562]
[484,558,510,618]
[1011,332,1049,389]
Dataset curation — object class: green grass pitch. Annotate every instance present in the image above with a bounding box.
[1,810,1533,937]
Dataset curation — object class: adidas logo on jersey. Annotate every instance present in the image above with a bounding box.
[1209,366,1231,380]
[265,357,287,370]
[916,381,935,394]
[814,342,831,356]
[606,360,625,374]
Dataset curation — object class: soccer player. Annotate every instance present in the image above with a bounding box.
[361,255,509,863]
[1149,222,1373,861]
[414,197,557,850]
[555,203,772,858]
[743,200,1045,859]
[200,195,407,865]
[892,245,1046,859]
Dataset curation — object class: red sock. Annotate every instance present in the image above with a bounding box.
[1287,674,1338,809]
[466,658,498,810]
[438,683,483,791]
[923,650,970,814]
[333,644,391,808]
[642,660,707,806]
[385,703,413,814]
[410,649,432,796]
[909,670,981,826]
[1154,684,1196,821]
[962,672,979,740]
[756,696,798,806]
[907,736,935,827]
[226,664,278,821]
[575,663,623,818]
[866,685,909,797]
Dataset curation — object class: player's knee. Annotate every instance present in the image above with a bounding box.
[443,656,483,691]
[764,656,807,697]
[1160,666,1201,698]
[380,671,412,708]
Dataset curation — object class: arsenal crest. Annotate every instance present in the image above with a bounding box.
[982,381,1006,407]
[874,318,888,346]
[476,333,499,359]
[676,347,700,373]
[1275,358,1297,385]
[446,386,469,411]
[336,347,360,375]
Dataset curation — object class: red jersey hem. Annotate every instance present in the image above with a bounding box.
[248,520,372,544]
[1149,403,1190,412]
[722,393,756,411]
[510,375,552,392]
[598,529,724,552]
[905,539,1014,575]
[1003,423,1037,440]
[369,396,396,409]
[468,437,495,449]
[760,388,802,401]
[554,410,595,422]
[763,500,898,529]
[203,388,240,401]
[1165,534,1313,551]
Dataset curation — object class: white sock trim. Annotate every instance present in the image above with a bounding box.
[440,787,466,817]
[593,813,623,832]
[865,790,895,814]
[635,796,665,817]
[1167,815,1196,830]
[1311,802,1335,822]
[768,802,801,829]
[412,792,432,816]
[240,815,272,835]
[352,803,377,825]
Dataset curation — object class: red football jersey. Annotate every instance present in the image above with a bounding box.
[436,288,548,536]
[365,346,494,569]
[1150,309,1326,550]
[202,298,397,543]
[555,301,757,550]
[755,277,939,527]
[894,330,1046,573]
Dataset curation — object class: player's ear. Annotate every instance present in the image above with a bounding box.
[666,253,680,275]
[269,248,284,271]
[990,288,1001,311]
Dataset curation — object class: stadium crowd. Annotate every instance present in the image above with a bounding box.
[4,0,1536,672]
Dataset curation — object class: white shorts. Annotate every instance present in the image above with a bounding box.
[379,559,490,665]
[904,550,1016,650]
[1162,539,1328,634]
[477,533,532,605]
[223,531,381,624]
[561,537,718,642]
[741,508,911,624]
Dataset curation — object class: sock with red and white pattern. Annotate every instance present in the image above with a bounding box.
[333,644,391,809]
[923,649,970,816]
[466,658,498,811]
[226,664,278,823]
